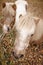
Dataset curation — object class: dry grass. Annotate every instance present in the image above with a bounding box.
[0,26,43,65]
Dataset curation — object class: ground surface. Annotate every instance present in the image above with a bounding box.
[0,0,43,65]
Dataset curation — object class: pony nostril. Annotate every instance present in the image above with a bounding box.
[12,51,24,59]
[19,54,24,58]
[3,24,10,33]
[12,51,18,58]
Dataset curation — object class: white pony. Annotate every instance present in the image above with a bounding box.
[2,2,16,33]
[15,0,28,24]
[13,13,43,58]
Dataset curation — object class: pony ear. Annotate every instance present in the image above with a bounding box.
[2,3,6,8]
[12,4,16,11]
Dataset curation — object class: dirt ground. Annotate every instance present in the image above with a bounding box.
[0,0,43,65]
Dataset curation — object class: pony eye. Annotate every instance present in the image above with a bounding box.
[2,3,6,8]
[31,34,33,36]
[13,16,15,17]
